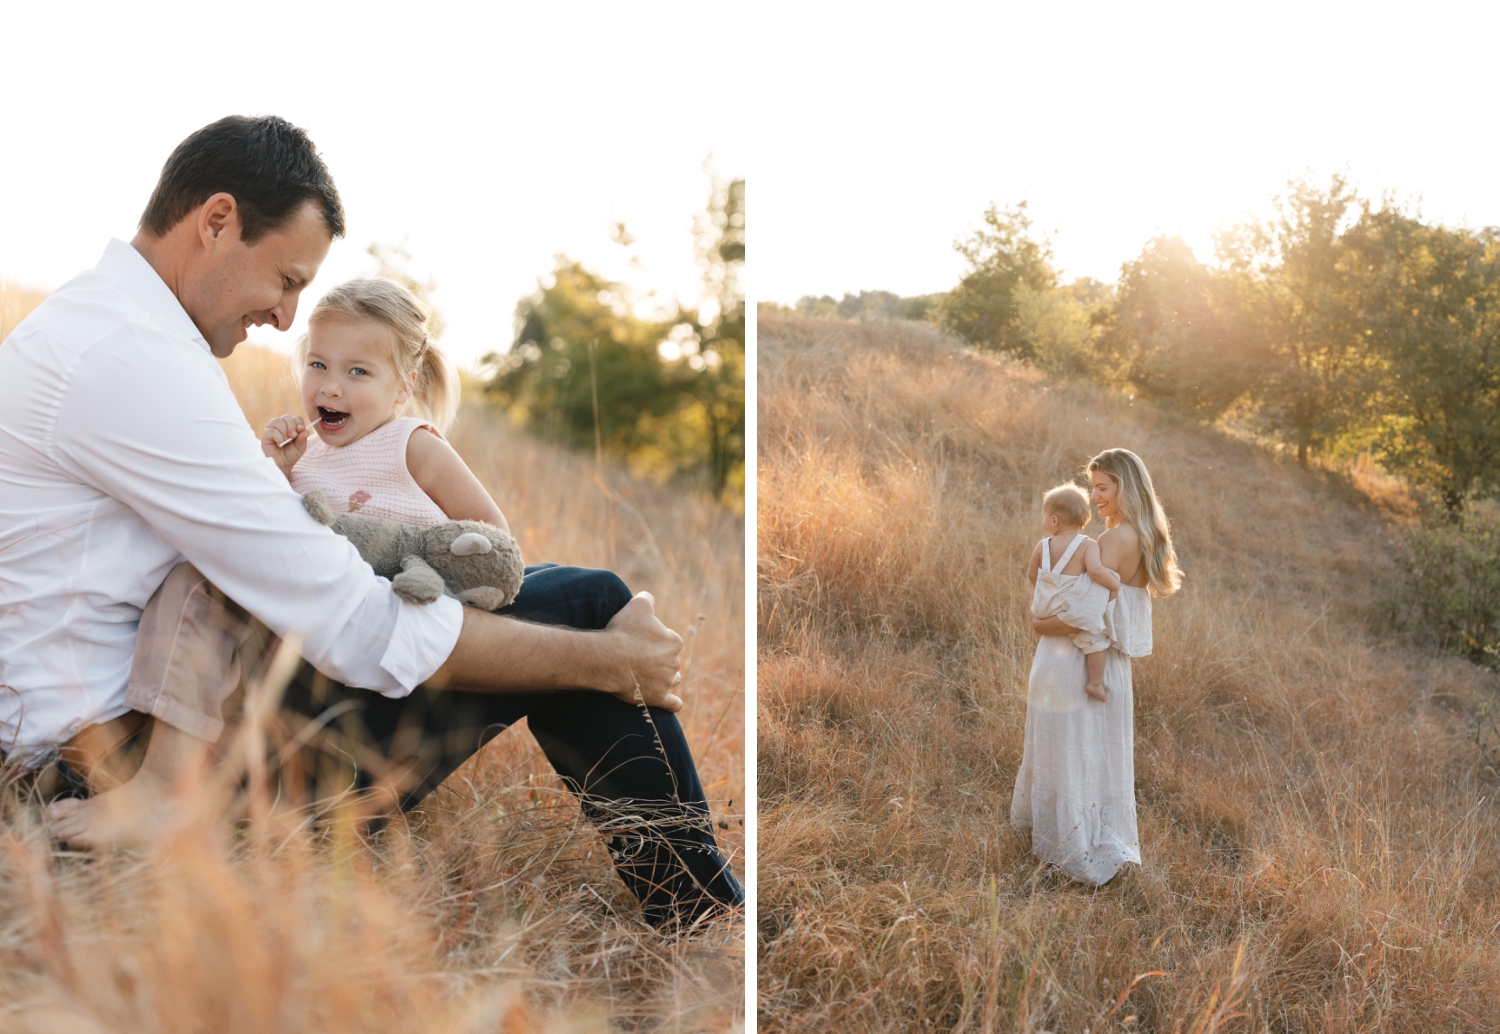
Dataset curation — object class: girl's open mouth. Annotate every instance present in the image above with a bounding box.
[318,407,350,431]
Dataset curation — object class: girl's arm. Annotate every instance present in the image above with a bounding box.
[406,428,511,533]
[1082,540,1121,592]
[1027,541,1043,586]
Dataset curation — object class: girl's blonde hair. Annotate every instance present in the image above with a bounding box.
[1088,448,1182,596]
[300,278,458,433]
[1042,483,1091,528]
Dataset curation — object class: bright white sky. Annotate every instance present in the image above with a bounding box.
[755,0,1500,304]
[0,2,741,367]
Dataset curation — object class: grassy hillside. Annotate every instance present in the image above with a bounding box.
[0,344,744,1031]
[757,314,1500,1032]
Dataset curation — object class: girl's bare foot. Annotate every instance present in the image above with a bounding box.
[1084,680,1108,703]
[45,719,209,848]
[45,767,181,848]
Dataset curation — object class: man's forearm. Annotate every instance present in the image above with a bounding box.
[424,596,684,711]
[425,608,616,691]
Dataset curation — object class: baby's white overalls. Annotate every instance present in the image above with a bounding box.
[1030,534,1111,656]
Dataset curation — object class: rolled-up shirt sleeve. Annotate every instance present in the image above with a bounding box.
[50,327,462,697]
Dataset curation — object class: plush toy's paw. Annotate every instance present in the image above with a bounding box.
[302,490,336,527]
[392,555,445,604]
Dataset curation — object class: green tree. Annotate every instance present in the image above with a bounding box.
[1095,236,1260,418]
[1347,208,1500,515]
[686,175,746,499]
[1222,177,1374,467]
[936,201,1057,357]
[486,259,680,456]
[483,176,745,501]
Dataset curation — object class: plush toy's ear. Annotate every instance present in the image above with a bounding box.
[450,532,493,556]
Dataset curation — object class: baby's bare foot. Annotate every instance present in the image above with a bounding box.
[45,768,180,849]
[1085,680,1108,703]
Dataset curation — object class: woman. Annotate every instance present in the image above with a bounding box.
[1009,448,1182,884]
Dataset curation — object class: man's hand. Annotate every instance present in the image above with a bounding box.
[260,414,309,478]
[603,591,685,712]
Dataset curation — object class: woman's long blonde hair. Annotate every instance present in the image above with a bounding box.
[300,278,458,433]
[1088,448,1182,596]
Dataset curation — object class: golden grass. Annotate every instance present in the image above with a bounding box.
[1,279,49,344]
[757,313,1500,1032]
[1,344,744,1030]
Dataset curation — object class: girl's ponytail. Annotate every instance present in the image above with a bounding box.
[408,335,459,433]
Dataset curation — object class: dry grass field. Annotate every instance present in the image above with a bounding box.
[757,314,1500,1031]
[1,279,49,344]
[0,339,745,1031]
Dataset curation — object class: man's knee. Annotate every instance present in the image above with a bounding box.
[502,566,632,630]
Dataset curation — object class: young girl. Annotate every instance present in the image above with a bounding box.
[262,278,508,532]
[1026,483,1119,703]
[49,278,509,843]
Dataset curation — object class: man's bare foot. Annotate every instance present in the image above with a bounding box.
[1084,680,1108,703]
[46,766,181,848]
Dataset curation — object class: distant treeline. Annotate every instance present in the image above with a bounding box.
[484,177,744,503]
[773,178,1500,521]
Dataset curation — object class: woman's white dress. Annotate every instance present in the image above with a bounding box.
[1009,576,1152,885]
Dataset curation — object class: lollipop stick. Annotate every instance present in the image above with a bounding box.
[276,419,320,449]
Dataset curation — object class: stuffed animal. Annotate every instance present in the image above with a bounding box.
[302,489,524,611]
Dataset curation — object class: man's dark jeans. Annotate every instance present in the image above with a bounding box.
[279,563,744,928]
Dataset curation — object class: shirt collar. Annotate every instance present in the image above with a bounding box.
[96,238,211,353]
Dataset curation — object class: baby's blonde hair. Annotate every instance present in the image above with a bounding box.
[1043,483,1091,528]
[299,278,458,433]
[1088,448,1182,595]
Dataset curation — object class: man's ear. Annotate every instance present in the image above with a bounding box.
[197,192,242,249]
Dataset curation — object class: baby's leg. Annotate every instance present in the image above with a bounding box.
[123,561,260,744]
[1083,648,1108,703]
[49,562,268,847]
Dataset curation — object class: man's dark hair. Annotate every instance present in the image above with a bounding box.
[139,115,345,243]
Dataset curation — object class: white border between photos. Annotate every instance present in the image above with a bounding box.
[742,186,758,1031]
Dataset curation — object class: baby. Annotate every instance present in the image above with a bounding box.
[1027,483,1120,702]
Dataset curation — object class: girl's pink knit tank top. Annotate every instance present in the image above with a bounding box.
[290,416,449,527]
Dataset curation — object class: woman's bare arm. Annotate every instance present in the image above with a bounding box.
[1033,615,1081,636]
[406,427,511,533]
[1083,540,1121,592]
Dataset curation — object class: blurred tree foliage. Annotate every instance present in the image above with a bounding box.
[784,289,941,321]
[928,180,1500,518]
[1095,237,1259,419]
[368,242,447,341]
[484,177,744,502]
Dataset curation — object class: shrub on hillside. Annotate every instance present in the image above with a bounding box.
[1395,503,1500,665]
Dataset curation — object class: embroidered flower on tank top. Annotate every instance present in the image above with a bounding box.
[348,489,372,512]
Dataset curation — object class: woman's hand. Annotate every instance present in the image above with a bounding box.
[1033,615,1081,637]
[260,414,309,479]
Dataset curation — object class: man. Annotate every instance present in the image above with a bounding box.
[0,115,742,927]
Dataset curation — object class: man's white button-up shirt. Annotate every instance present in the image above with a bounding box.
[0,239,464,765]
